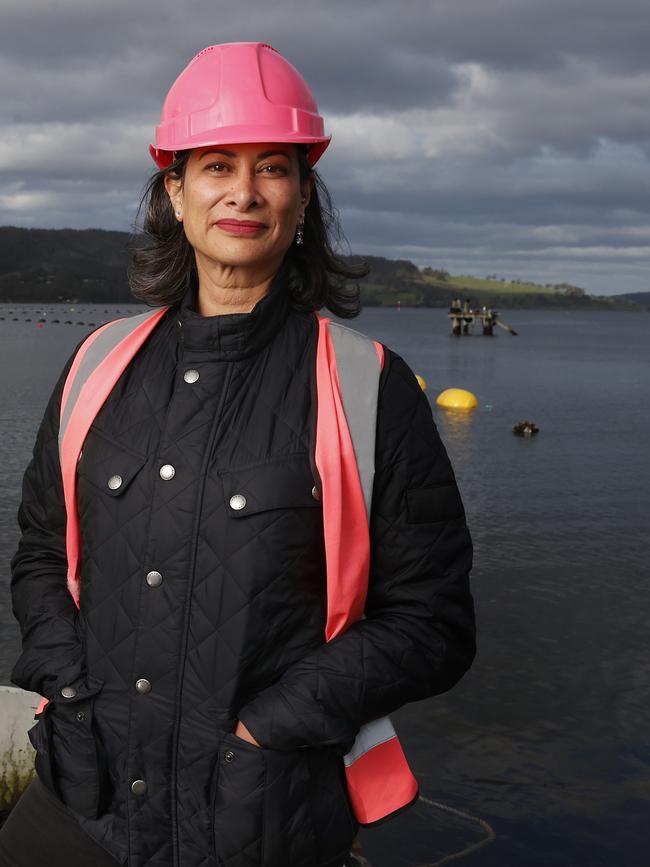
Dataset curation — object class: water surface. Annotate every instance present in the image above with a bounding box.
[1,303,648,866]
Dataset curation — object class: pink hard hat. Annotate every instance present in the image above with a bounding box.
[150,42,331,170]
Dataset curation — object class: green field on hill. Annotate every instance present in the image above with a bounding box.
[439,275,556,295]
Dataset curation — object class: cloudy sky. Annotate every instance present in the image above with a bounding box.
[2,0,649,295]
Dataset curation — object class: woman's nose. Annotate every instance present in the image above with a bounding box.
[226,170,262,210]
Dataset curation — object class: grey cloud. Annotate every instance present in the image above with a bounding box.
[290,46,461,114]
[340,209,650,294]
[1,0,650,294]
[7,0,650,116]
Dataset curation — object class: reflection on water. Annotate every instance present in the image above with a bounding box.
[1,305,649,866]
[436,405,478,452]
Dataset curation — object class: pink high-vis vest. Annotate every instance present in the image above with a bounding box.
[37,307,419,825]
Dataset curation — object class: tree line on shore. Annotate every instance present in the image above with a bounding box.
[0,226,642,310]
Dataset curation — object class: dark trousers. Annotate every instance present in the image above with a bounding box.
[0,776,122,867]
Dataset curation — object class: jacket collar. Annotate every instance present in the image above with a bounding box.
[175,260,291,359]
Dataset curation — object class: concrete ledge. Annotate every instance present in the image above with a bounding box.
[0,685,40,811]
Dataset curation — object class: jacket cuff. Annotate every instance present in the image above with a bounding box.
[41,671,104,704]
[237,700,357,753]
[235,708,270,749]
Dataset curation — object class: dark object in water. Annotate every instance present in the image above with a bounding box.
[448,300,518,336]
[513,420,539,436]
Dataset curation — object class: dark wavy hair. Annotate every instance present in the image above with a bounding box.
[127,147,367,318]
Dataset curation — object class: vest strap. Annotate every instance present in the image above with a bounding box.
[314,313,419,825]
[60,308,169,605]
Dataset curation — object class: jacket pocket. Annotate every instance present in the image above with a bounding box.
[28,705,57,796]
[211,732,266,866]
[218,453,322,518]
[302,748,357,866]
[211,732,355,867]
[76,425,148,497]
[261,746,319,867]
[31,678,109,820]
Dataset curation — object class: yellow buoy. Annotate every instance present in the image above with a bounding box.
[415,374,427,392]
[436,388,478,410]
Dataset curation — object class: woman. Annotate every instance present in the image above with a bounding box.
[1,42,475,867]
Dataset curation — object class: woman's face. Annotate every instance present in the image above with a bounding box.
[165,142,311,276]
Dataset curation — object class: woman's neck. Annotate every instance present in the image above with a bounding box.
[194,256,282,316]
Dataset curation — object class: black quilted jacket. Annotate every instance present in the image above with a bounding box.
[9,266,476,867]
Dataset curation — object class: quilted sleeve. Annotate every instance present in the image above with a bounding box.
[9,338,89,701]
[237,347,476,752]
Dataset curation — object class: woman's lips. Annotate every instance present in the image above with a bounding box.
[215,219,267,235]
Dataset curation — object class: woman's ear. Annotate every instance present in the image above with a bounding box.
[164,173,183,217]
[300,176,314,210]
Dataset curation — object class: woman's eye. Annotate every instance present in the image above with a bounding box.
[207,163,230,174]
[259,164,286,175]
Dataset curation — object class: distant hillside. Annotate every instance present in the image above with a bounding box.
[0,226,640,310]
[618,291,650,307]
[354,257,637,310]
[0,226,133,303]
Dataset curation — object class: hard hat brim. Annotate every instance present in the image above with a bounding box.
[149,135,331,171]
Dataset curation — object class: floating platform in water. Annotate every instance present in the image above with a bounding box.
[448,299,518,336]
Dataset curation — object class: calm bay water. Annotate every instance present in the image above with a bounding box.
[1,303,648,866]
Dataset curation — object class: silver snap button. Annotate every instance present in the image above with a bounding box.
[183,369,200,383]
[135,678,152,694]
[224,750,235,762]
[60,686,77,699]
[131,779,147,796]
[229,494,246,511]
[311,485,320,500]
[159,464,175,481]
[75,711,86,722]
[146,570,163,587]
[107,474,123,490]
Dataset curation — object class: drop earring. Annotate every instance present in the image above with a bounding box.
[295,215,305,246]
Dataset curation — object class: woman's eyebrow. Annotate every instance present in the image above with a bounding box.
[199,149,237,159]
[198,149,291,160]
[256,149,291,160]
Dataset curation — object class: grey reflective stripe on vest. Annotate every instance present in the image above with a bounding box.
[343,716,396,767]
[329,322,382,521]
[59,309,163,455]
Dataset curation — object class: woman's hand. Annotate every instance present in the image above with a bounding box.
[234,719,261,747]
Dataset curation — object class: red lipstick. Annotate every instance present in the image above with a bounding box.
[215,219,267,235]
